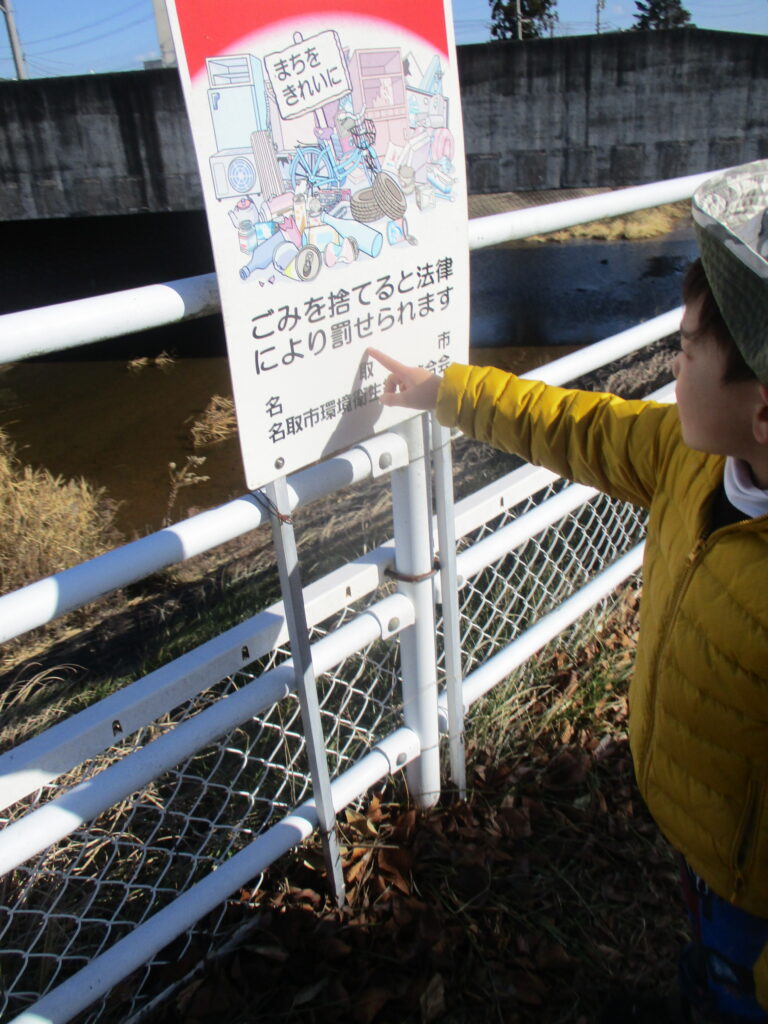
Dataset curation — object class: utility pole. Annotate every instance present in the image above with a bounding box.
[515,0,523,39]
[151,0,177,68]
[1,0,27,79]
[596,0,606,34]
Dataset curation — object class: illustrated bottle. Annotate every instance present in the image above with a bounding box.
[272,241,300,275]
[321,212,383,259]
[239,231,284,279]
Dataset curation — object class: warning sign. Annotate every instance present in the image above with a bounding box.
[165,0,470,489]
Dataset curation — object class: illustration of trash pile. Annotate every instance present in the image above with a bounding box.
[218,51,459,285]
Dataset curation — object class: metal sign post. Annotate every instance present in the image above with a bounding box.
[262,477,345,905]
[389,418,442,808]
[431,417,466,797]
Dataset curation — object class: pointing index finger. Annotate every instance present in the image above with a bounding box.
[366,347,406,375]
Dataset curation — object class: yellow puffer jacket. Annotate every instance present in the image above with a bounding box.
[436,365,768,933]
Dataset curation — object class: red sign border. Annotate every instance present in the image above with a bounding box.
[175,0,449,79]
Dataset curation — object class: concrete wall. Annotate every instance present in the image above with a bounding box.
[1,29,767,220]
[460,29,768,191]
[0,70,201,219]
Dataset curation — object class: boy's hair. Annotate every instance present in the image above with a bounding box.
[682,258,756,382]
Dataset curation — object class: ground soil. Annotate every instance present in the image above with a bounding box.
[140,587,688,1024]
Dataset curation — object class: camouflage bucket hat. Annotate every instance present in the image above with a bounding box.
[692,159,768,382]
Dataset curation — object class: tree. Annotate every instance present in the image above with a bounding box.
[490,0,558,41]
[632,0,694,30]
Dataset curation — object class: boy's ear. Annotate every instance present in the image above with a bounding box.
[754,384,768,446]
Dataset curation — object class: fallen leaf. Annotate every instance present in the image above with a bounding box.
[499,804,532,838]
[291,976,328,1007]
[420,973,445,1024]
[377,847,412,895]
[346,849,372,885]
[536,940,578,970]
[354,986,392,1024]
[322,936,352,959]
[242,942,289,963]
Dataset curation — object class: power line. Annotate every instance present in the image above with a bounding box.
[23,55,74,75]
[23,1,146,47]
[33,14,154,56]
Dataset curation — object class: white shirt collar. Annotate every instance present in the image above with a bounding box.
[723,456,768,520]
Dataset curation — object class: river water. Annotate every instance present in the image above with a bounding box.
[0,212,696,536]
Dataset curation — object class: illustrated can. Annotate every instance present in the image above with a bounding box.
[238,219,278,254]
[282,244,323,282]
[273,241,322,282]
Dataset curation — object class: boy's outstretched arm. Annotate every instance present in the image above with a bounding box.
[367,348,442,410]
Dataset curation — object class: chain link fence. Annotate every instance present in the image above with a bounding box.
[0,464,647,1023]
[453,484,646,679]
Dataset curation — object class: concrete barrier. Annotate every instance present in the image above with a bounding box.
[1,29,766,220]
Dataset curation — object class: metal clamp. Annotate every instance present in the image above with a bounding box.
[385,557,440,584]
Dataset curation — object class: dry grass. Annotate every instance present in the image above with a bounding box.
[0,428,126,701]
[528,200,690,244]
[189,395,238,448]
[127,351,176,374]
[165,455,210,525]
[0,427,122,597]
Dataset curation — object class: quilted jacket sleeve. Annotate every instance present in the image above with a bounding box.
[435,363,680,509]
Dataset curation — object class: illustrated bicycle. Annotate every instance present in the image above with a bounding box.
[289,114,381,193]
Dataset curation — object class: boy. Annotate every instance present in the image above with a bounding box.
[368,160,768,1022]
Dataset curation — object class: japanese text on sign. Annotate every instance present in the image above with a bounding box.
[250,257,454,375]
[265,30,351,119]
[263,349,452,446]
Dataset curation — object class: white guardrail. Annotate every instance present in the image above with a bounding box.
[0,172,697,1024]
[0,170,712,364]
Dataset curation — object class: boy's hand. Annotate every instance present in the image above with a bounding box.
[367,348,442,410]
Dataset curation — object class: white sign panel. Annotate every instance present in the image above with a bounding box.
[165,0,470,490]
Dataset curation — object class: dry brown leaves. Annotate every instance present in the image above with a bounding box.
[142,592,687,1024]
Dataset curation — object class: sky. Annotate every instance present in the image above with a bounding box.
[1,0,766,79]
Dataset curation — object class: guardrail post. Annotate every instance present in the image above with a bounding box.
[431,418,466,797]
[390,416,441,809]
[263,477,345,905]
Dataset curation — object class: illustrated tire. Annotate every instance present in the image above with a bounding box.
[372,173,407,219]
[350,186,384,223]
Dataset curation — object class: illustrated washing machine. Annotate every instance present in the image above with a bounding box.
[209,149,260,199]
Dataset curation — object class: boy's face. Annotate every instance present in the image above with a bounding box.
[674,297,758,458]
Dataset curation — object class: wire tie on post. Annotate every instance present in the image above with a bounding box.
[385,557,441,584]
[252,488,293,525]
